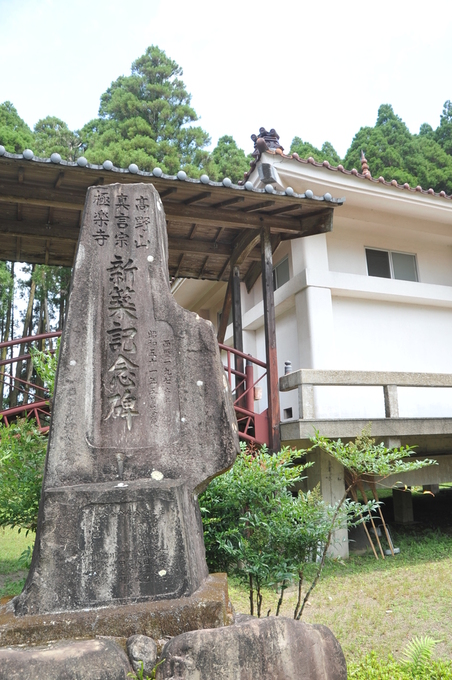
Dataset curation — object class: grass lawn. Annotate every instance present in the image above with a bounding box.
[1,486,451,669]
[229,486,452,666]
[0,527,34,599]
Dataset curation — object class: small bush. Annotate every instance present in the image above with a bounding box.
[348,651,452,679]
[0,418,47,532]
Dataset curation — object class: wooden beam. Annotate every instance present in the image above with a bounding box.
[211,196,245,209]
[261,225,281,451]
[199,256,209,279]
[174,253,185,278]
[215,227,225,243]
[244,234,281,292]
[167,237,231,257]
[231,230,261,267]
[266,204,301,216]
[159,187,178,199]
[163,201,304,232]
[17,204,23,221]
[241,201,275,213]
[189,224,198,239]
[47,207,54,225]
[218,257,230,282]
[217,275,232,344]
[183,191,211,205]
[298,209,334,236]
[0,218,80,241]
[54,172,65,189]
[18,167,24,184]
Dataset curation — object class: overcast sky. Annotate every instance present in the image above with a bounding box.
[1,0,451,159]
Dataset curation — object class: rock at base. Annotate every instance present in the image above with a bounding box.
[0,638,132,680]
[158,616,347,680]
[127,634,158,676]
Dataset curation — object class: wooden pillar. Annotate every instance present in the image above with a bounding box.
[217,277,232,345]
[260,226,281,451]
[232,265,244,402]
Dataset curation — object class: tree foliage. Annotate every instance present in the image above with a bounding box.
[207,135,252,184]
[82,45,211,176]
[33,116,83,161]
[0,101,34,153]
[343,103,452,194]
[290,136,342,166]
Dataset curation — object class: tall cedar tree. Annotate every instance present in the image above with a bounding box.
[82,45,211,176]
[344,104,452,194]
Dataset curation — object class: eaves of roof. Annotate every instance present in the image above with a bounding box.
[241,147,452,201]
[0,146,345,206]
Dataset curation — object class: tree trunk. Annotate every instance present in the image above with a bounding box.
[11,266,36,407]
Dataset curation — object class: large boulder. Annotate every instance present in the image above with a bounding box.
[0,638,132,680]
[157,616,347,679]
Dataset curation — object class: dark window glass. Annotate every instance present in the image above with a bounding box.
[273,257,290,290]
[366,249,391,278]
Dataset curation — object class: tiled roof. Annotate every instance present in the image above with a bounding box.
[0,146,344,205]
[241,143,452,201]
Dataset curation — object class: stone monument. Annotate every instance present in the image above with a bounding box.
[14,182,239,617]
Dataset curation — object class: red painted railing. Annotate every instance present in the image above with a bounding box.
[218,343,269,446]
[1,331,269,446]
[0,331,61,433]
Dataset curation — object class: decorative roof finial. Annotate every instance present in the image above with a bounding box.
[360,150,371,177]
[251,128,284,158]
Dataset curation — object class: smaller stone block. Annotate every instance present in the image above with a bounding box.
[0,638,131,680]
[157,616,347,679]
[127,634,158,676]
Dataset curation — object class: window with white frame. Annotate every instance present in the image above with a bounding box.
[272,257,290,291]
[365,248,418,282]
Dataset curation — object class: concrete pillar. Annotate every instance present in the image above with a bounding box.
[393,487,414,524]
[423,484,440,495]
[307,449,348,558]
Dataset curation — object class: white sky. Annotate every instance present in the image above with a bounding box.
[1,0,452,159]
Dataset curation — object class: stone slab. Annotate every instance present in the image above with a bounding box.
[0,574,233,647]
[0,638,132,680]
[157,616,347,679]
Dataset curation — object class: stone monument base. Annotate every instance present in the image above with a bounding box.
[0,574,232,647]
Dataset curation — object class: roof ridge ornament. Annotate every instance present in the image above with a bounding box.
[251,128,284,158]
[360,150,371,178]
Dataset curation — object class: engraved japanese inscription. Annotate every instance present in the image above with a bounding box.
[14,183,239,616]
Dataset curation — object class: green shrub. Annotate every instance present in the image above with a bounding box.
[0,418,47,532]
[200,444,351,617]
[348,651,452,679]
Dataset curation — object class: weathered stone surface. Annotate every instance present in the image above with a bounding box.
[157,616,347,680]
[0,573,233,647]
[127,634,158,676]
[0,638,132,680]
[13,183,239,617]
